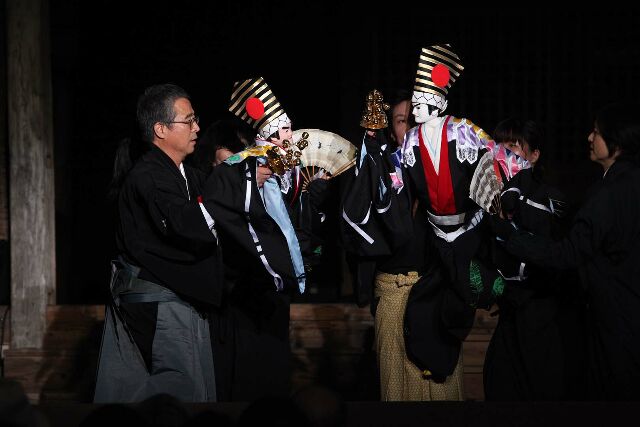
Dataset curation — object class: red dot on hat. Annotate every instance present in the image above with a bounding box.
[246,97,265,120]
[431,64,450,88]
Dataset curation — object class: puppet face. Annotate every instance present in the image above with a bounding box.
[262,112,292,142]
[277,125,293,143]
[270,123,293,150]
[411,91,447,124]
[412,103,439,124]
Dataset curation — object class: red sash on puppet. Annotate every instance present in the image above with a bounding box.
[418,116,456,215]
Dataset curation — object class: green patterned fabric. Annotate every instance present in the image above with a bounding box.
[469,260,483,306]
[469,260,504,307]
[492,276,505,300]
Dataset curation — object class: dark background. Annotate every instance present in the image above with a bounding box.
[45,2,640,303]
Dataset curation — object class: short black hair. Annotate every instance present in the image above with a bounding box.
[136,83,190,143]
[191,115,254,175]
[493,117,545,153]
[384,88,415,142]
[386,88,412,108]
[595,102,640,163]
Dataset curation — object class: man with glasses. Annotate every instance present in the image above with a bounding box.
[94,83,222,403]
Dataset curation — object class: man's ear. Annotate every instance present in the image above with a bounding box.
[611,147,622,160]
[530,149,540,164]
[440,100,448,114]
[154,122,166,140]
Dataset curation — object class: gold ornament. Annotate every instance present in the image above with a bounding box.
[360,89,390,130]
[266,132,310,175]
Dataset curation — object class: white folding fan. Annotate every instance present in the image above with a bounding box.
[469,151,504,214]
[292,129,357,188]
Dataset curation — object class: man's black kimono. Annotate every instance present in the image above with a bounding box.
[95,145,222,403]
[202,156,300,402]
[495,160,640,400]
[484,167,587,400]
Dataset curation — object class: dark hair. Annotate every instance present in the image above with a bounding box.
[191,115,254,175]
[386,88,412,108]
[493,118,544,151]
[384,88,415,143]
[136,83,190,143]
[107,136,150,202]
[108,83,186,200]
[595,102,640,164]
[494,118,547,178]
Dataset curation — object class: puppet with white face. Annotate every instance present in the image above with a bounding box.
[340,44,531,388]
[411,92,447,124]
[226,77,301,191]
[399,45,529,338]
[225,77,331,296]
[224,76,306,292]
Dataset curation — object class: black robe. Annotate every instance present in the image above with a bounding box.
[340,131,414,305]
[117,145,223,305]
[484,167,587,400]
[341,133,414,250]
[285,169,329,273]
[340,131,460,379]
[400,121,499,341]
[501,160,640,400]
[202,156,300,402]
[114,145,222,375]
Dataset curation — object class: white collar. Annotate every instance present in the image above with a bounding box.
[178,162,190,199]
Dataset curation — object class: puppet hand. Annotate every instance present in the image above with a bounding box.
[490,214,515,241]
[256,165,273,188]
[501,191,518,215]
[307,178,329,209]
[364,129,391,153]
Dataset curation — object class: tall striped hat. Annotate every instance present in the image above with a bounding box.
[228,77,291,139]
[414,44,464,100]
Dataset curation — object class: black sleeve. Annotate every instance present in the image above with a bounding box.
[201,159,297,285]
[133,170,216,245]
[505,192,612,270]
[340,132,413,257]
[290,189,326,258]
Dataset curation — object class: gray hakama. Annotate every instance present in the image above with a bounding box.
[94,260,216,403]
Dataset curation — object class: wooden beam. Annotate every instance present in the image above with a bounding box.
[0,0,8,242]
[6,0,55,349]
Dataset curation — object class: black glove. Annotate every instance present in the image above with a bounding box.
[501,191,518,217]
[490,214,516,241]
[363,129,391,152]
[306,178,329,209]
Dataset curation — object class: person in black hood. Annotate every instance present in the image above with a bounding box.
[490,102,640,400]
[484,118,587,401]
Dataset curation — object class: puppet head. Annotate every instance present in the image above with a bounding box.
[229,76,292,141]
[412,44,464,124]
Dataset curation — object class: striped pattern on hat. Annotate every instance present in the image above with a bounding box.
[414,44,464,98]
[229,77,287,132]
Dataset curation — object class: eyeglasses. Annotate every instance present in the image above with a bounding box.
[166,115,199,129]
